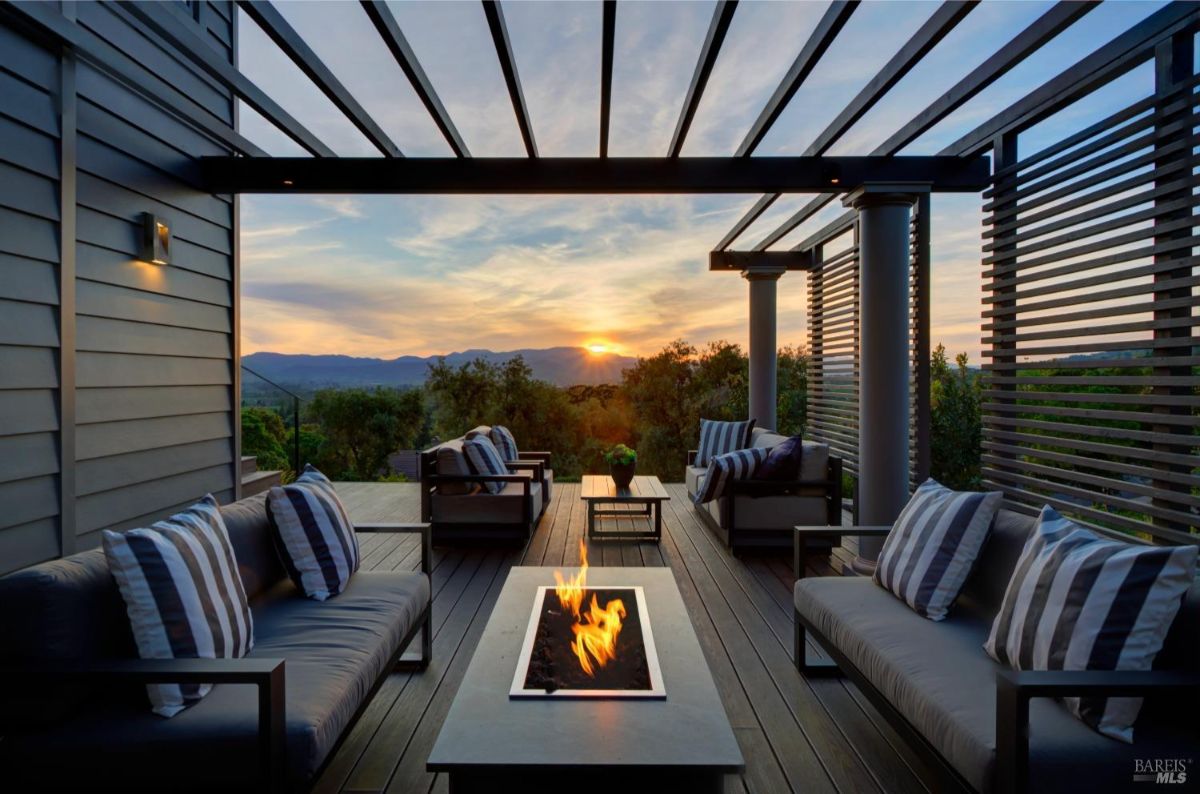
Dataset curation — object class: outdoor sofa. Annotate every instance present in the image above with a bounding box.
[793,508,1199,793]
[419,426,552,545]
[686,427,843,552]
[0,493,432,793]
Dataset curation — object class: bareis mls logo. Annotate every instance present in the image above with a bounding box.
[1134,758,1191,785]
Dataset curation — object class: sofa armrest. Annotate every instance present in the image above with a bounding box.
[995,669,1200,794]
[793,525,891,580]
[687,450,699,466]
[507,461,545,480]
[355,522,433,576]
[518,451,552,465]
[2,657,286,793]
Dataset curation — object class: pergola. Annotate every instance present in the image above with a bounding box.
[9,0,1197,566]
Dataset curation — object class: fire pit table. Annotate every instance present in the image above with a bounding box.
[427,566,744,792]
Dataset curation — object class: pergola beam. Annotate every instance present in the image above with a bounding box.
[709,250,812,272]
[116,0,336,157]
[200,155,989,194]
[668,0,738,158]
[361,0,470,158]
[237,0,403,157]
[482,0,537,158]
[599,0,616,158]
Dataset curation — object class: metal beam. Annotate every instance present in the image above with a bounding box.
[200,155,990,194]
[668,0,738,158]
[237,0,403,157]
[734,0,857,158]
[709,250,812,271]
[751,0,1089,253]
[361,0,470,157]
[600,0,616,158]
[482,0,537,157]
[116,0,336,157]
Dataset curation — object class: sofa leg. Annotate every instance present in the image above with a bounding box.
[794,608,841,677]
[397,604,433,672]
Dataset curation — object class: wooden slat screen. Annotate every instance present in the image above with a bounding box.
[980,76,1200,545]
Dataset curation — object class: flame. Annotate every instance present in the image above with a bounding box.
[552,540,625,676]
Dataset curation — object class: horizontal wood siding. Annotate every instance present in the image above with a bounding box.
[0,2,238,572]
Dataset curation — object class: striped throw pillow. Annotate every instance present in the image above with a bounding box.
[267,465,360,601]
[490,425,519,462]
[463,435,510,495]
[696,418,756,467]
[873,478,1002,621]
[102,495,254,717]
[984,506,1197,742]
[693,447,770,504]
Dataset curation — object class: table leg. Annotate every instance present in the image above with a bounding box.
[587,501,595,539]
[654,501,662,541]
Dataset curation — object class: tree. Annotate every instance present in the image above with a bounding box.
[929,344,982,490]
[241,406,289,473]
[776,345,809,436]
[305,387,424,480]
[621,340,697,481]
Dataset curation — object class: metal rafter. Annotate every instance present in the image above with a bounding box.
[361,0,470,157]
[668,0,738,158]
[482,0,537,157]
[754,0,1092,252]
[116,0,336,157]
[600,0,616,158]
[237,0,403,157]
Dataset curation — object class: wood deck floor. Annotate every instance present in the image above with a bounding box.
[319,482,932,794]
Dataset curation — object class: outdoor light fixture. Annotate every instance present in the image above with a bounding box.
[140,212,171,265]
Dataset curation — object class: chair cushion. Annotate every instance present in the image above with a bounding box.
[102,495,254,717]
[435,440,477,496]
[874,479,1002,621]
[462,435,511,495]
[695,418,755,467]
[794,576,1197,793]
[490,425,519,462]
[693,447,769,504]
[431,479,542,525]
[685,465,706,497]
[757,434,803,480]
[984,506,1198,742]
[218,494,285,600]
[1,571,430,792]
[267,466,360,601]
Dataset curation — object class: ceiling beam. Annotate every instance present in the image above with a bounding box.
[237,0,403,157]
[752,0,1091,253]
[709,250,812,272]
[482,0,537,158]
[734,0,858,158]
[668,0,738,158]
[599,0,616,158]
[200,155,989,194]
[361,0,470,157]
[116,0,336,157]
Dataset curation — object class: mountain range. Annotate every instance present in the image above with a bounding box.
[241,347,638,389]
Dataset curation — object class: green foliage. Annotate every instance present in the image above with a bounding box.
[305,387,424,480]
[929,344,982,490]
[602,444,637,465]
[241,406,290,474]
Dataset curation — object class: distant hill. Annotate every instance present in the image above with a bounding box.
[241,347,637,389]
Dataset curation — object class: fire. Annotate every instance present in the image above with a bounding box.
[553,540,625,676]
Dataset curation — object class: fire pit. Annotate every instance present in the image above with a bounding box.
[509,543,665,699]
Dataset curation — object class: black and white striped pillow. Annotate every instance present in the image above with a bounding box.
[696,418,756,467]
[984,506,1197,742]
[490,425,519,462]
[463,435,510,495]
[102,495,254,717]
[693,447,770,504]
[267,465,360,601]
[874,479,1002,621]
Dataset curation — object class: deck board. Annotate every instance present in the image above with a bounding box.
[324,482,931,794]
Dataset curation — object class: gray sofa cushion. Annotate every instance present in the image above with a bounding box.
[2,570,430,792]
[750,429,829,482]
[435,439,475,496]
[431,479,543,525]
[687,464,827,530]
[220,494,285,600]
[794,575,1197,793]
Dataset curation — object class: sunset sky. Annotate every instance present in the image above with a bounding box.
[236,0,1165,362]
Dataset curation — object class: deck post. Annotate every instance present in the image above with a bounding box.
[743,264,786,430]
[844,184,926,573]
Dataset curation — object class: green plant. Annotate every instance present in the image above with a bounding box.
[602,443,637,466]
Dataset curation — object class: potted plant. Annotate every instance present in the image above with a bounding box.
[603,443,638,489]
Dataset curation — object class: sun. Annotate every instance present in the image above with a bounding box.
[586,343,609,355]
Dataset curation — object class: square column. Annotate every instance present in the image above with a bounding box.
[743,265,786,431]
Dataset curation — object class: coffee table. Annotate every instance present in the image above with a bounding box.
[580,474,670,542]
[427,567,744,792]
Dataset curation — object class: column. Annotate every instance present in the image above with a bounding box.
[845,185,923,574]
[743,265,785,431]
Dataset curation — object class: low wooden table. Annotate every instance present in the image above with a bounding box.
[580,474,670,542]
[427,567,744,792]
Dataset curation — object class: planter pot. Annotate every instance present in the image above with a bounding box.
[609,461,636,489]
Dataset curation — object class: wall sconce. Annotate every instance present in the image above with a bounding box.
[141,213,171,265]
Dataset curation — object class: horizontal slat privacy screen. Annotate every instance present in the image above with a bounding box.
[980,76,1200,545]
